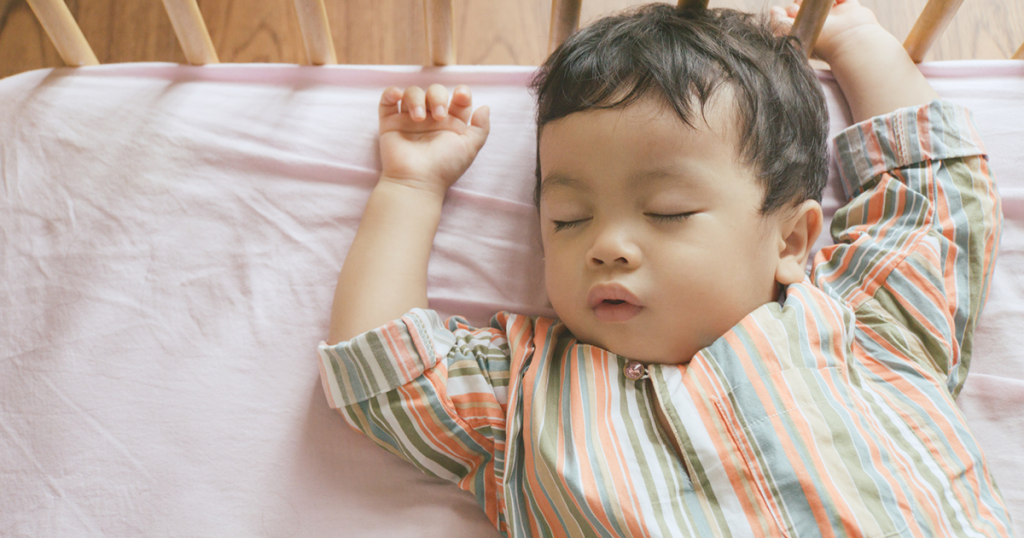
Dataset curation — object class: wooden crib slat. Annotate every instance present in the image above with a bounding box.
[904,0,965,63]
[25,0,99,67]
[424,0,455,66]
[790,0,831,58]
[1013,41,1024,60]
[548,0,582,55]
[293,0,337,65]
[161,0,219,65]
[677,0,710,10]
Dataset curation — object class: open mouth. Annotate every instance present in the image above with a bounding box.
[587,283,643,322]
[593,300,642,322]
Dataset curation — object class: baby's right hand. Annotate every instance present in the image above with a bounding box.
[772,0,883,64]
[377,84,491,197]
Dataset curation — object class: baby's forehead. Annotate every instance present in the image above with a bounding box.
[532,90,764,213]
[539,90,743,146]
[538,96,747,169]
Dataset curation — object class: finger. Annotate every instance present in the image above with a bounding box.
[769,6,794,35]
[770,6,792,23]
[401,86,427,121]
[785,3,800,17]
[447,86,474,124]
[425,84,450,120]
[464,105,491,151]
[379,86,403,120]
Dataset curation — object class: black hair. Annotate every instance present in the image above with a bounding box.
[529,4,829,215]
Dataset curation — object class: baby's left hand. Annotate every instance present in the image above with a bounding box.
[771,0,883,64]
[377,84,490,197]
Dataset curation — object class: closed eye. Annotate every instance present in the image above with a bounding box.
[647,212,695,223]
[552,218,591,232]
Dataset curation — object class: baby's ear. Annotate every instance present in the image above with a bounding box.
[775,200,823,285]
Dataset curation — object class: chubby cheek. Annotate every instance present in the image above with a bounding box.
[544,249,594,339]
[655,252,736,339]
[543,252,573,312]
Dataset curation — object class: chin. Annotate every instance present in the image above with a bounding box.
[562,317,696,364]
[613,338,702,365]
[627,350,693,365]
[600,340,681,365]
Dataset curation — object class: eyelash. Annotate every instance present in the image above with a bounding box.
[552,219,590,232]
[648,212,694,223]
[551,213,694,232]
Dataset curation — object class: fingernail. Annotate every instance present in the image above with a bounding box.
[413,106,425,119]
[434,106,446,119]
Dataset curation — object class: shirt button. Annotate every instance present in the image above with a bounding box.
[623,360,647,381]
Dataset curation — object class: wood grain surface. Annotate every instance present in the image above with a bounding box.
[1,0,1022,78]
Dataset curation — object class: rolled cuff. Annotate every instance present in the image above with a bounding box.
[317,308,456,408]
[832,100,987,199]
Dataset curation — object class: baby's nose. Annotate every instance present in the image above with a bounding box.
[587,228,642,268]
[589,254,631,266]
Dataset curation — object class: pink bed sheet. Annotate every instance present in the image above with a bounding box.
[1,61,1021,535]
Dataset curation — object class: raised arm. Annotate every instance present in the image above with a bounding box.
[320,88,512,526]
[773,0,939,122]
[776,1,1000,396]
[327,85,490,344]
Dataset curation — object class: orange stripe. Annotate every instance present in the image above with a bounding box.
[384,317,418,381]
[776,298,864,535]
[518,331,568,533]
[551,350,582,534]
[400,368,501,523]
[593,348,649,537]
[685,356,780,536]
[916,105,931,157]
[723,327,822,535]
[853,322,967,534]
[566,349,622,534]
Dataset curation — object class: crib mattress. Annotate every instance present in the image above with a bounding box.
[1,61,1021,535]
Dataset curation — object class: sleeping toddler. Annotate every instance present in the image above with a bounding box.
[317,0,1013,535]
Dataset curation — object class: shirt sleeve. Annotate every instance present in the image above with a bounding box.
[317,308,514,528]
[812,100,1001,397]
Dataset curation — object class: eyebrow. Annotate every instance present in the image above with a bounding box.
[627,168,696,189]
[539,175,592,199]
[539,167,697,199]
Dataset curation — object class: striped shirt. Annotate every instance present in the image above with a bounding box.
[318,101,1013,536]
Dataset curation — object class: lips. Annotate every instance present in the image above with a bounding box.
[588,283,643,322]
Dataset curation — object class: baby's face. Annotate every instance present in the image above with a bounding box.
[538,96,788,364]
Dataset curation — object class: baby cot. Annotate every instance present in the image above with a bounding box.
[1,0,1022,535]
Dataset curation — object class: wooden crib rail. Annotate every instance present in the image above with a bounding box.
[17,0,1024,70]
[548,0,582,56]
[294,0,337,65]
[905,0,965,63]
[424,0,455,65]
[161,0,219,65]
[790,0,831,57]
[24,0,98,67]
